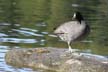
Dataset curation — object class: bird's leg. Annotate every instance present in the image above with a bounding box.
[67,42,73,53]
[67,42,82,56]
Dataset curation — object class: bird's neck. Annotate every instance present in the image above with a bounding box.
[72,19,85,24]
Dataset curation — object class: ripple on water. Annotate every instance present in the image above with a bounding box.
[12,29,43,37]
[0,38,37,43]
[0,33,8,37]
[20,27,38,32]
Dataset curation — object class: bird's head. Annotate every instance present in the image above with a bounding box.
[72,11,84,23]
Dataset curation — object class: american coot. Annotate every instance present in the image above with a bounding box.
[54,12,90,52]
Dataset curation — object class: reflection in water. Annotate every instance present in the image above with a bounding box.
[0,0,108,72]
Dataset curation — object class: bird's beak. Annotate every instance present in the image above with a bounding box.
[72,13,76,19]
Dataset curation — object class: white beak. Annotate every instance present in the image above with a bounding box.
[73,13,76,19]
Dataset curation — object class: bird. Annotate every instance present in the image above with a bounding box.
[54,11,90,53]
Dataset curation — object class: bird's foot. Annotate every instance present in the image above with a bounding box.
[68,48,75,53]
[69,48,80,53]
[66,48,82,57]
[65,48,77,53]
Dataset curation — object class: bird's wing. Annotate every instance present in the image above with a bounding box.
[54,21,86,35]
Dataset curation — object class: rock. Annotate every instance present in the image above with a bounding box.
[60,55,108,72]
[5,47,108,72]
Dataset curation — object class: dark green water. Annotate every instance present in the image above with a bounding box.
[0,0,108,72]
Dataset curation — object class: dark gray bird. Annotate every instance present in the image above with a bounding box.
[54,12,90,52]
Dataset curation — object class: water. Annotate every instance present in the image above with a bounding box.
[0,0,108,72]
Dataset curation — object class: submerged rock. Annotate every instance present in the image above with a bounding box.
[5,47,108,72]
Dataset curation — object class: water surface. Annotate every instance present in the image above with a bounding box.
[0,0,108,72]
